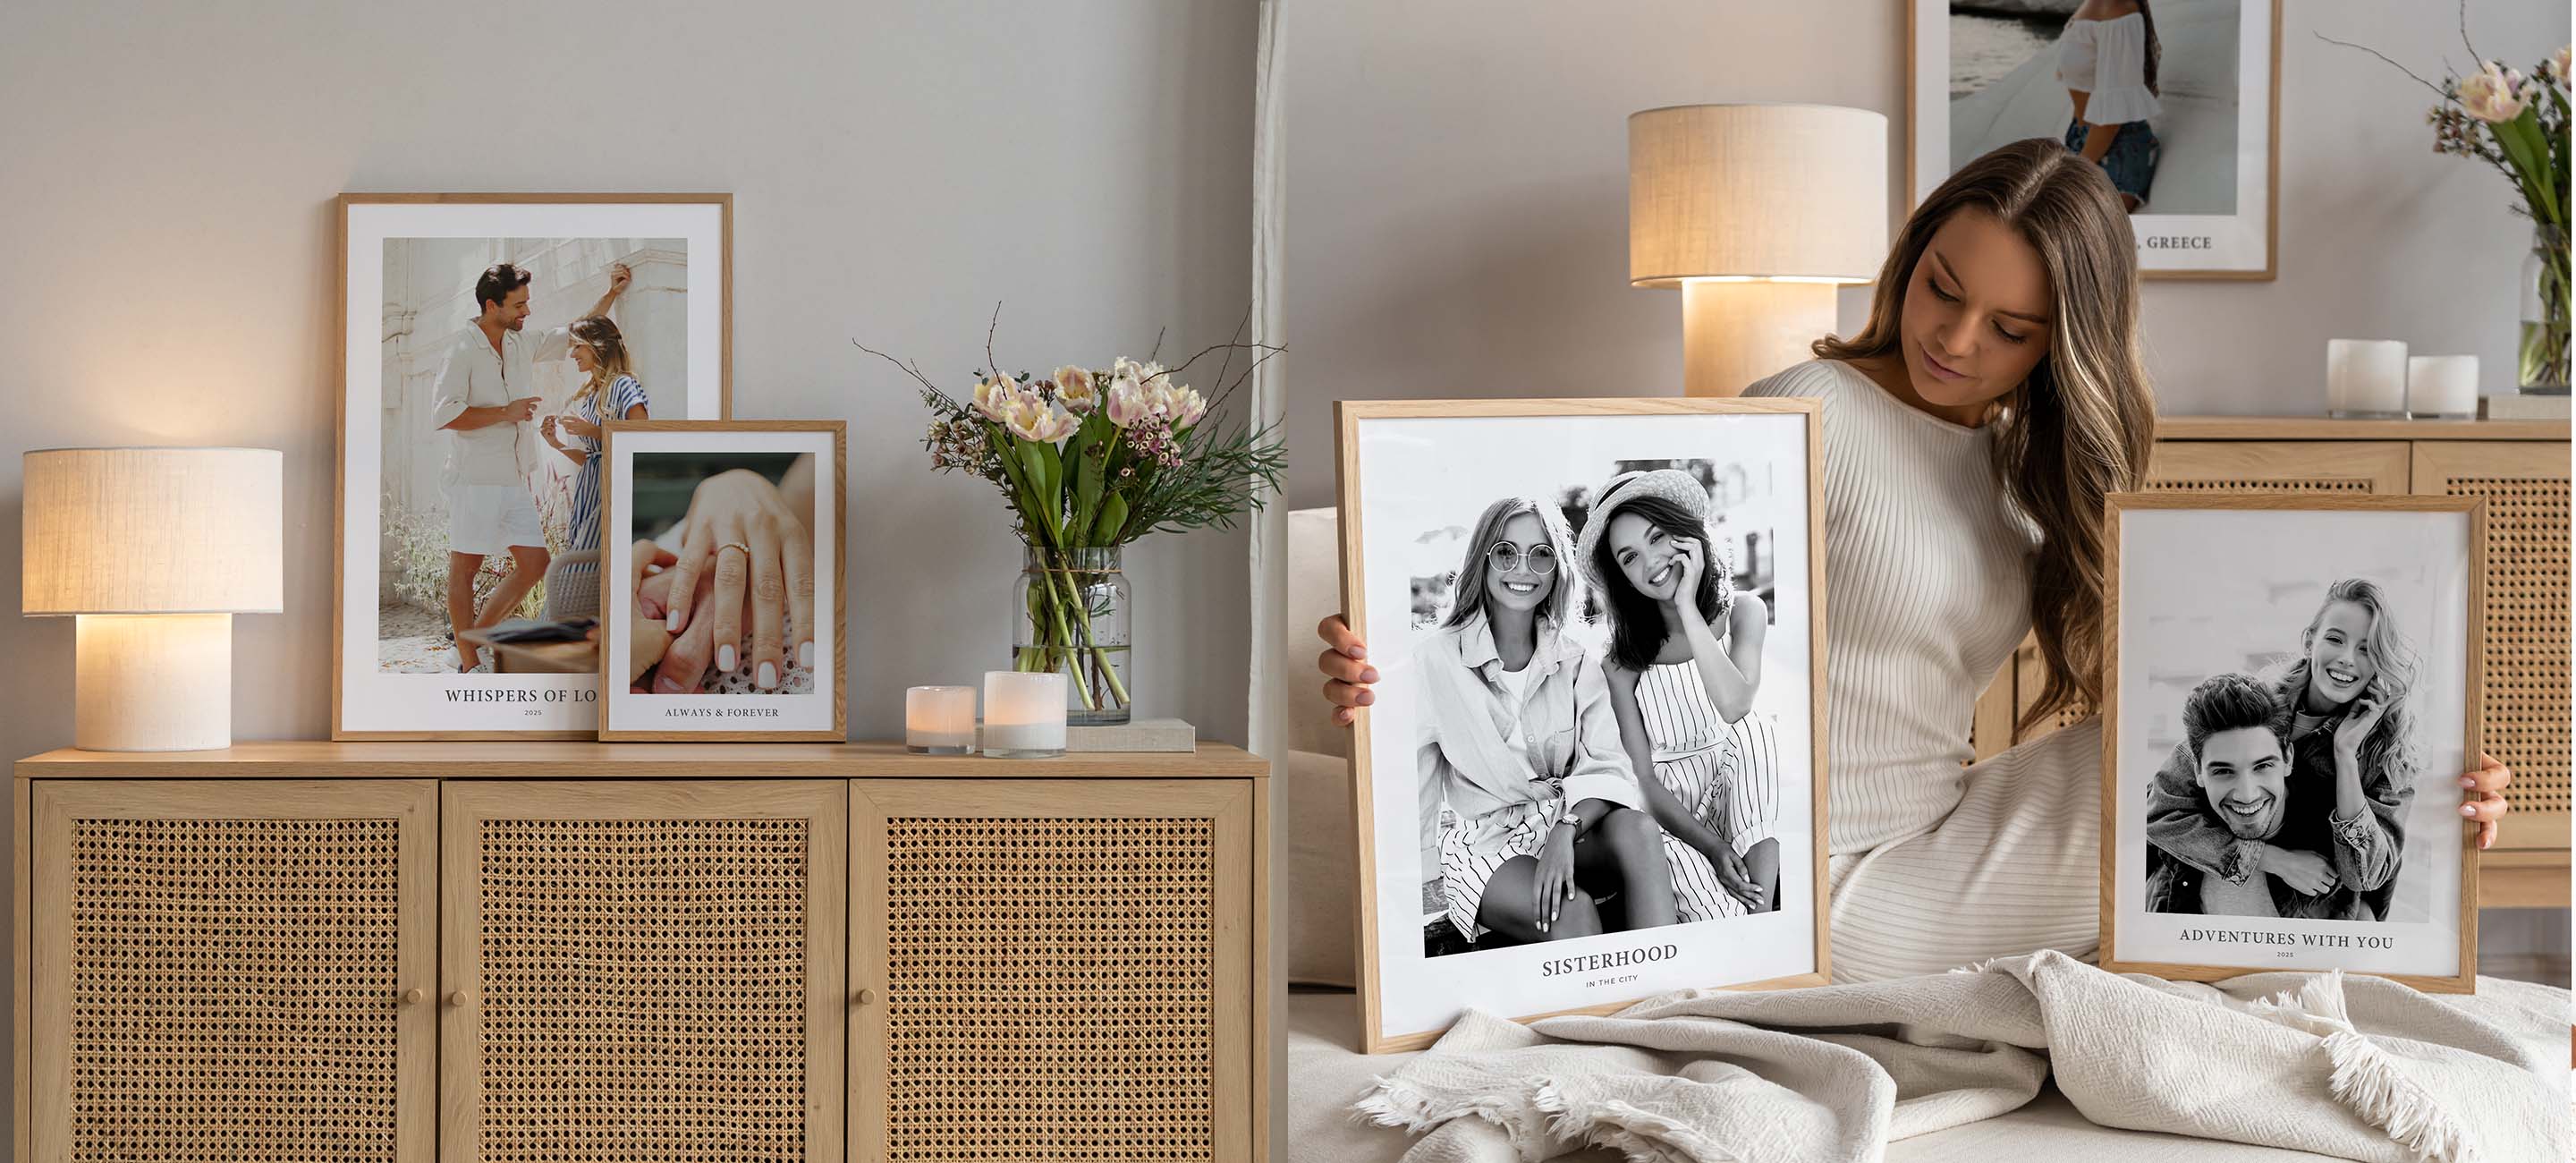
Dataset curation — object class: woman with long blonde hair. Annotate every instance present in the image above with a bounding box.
[1412,496,1687,950]
[540,315,649,595]
[1318,139,2513,980]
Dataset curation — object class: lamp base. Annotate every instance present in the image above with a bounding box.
[1682,280,1842,396]
[75,614,233,751]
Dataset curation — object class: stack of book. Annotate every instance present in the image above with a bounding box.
[2483,392,2572,420]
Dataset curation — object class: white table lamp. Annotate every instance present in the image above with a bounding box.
[22,447,283,751]
[1630,104,1889,396]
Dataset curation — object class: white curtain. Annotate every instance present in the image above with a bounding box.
[1248,0,1288,766]
[1249,3,1291,1159]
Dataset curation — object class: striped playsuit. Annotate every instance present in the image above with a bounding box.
[1632,659,1780,917]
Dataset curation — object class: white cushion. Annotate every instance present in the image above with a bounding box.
[1284,748,1360,988]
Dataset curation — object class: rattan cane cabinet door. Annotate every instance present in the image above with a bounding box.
[441,781,846,1163]
[31,779,438,1163]
[851,778,1253,1163]
[2412,441,2572,859]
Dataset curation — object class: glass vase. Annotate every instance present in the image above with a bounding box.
[2520,225,2571,394]
[1012,546,1132,726]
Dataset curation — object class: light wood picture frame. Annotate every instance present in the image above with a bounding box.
[2097,492,2483,992]
[597,420,847,743]
[1907,0,2282,278]
[333,192,733,738]
[1335,397,1832,1054]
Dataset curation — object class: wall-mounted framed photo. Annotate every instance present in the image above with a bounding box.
[599,420,846,742]
[334,192,731,739]
[2100,493,2483,992]
[1909,0,2280,278]
[1335,398,1830,1054]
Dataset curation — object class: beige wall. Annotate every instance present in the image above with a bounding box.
[1281,0,2572,505]
[0,0,1258,752]
[0,0,1258,1132]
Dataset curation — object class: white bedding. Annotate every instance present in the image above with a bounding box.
[1289,986,2552,1162]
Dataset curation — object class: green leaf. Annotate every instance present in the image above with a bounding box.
[1019,441,1059,520]
[1067,436,1103,548]
[2493,112,2562,221]
[1090,492,1130,544]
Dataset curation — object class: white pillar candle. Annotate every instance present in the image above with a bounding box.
[2406,354,2479,419]
[980,671,1067,758]
[905,685,978,754]
[2326,339,2408,418]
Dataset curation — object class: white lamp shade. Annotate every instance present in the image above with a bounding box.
[22,446,284,615]
[1629,103,1890,286]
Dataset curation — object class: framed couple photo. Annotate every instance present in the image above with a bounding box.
[2100,493,2485,991]
[1909,0,2281,277]
[1335,398,1829,1053]
[332,192,730,738]
[597,420,847,742]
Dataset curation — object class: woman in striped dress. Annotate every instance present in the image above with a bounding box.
[1584,469,1777,921]
[1317,139,2515,980]
[539,316,649,603]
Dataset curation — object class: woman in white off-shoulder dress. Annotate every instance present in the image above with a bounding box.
[2057,0,2164,211]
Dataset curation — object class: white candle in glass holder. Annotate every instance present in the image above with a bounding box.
[2326,339,2408,418]
[2407,354,2479,419]
[905,685,977,754]
[980,671,1067,758]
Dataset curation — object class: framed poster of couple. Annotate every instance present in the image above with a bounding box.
[2100,493,2484,991]
[332,193,730,739]
[1335,398,1829,1053]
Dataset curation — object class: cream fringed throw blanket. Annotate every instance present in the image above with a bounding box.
[1355,951,2569,1163]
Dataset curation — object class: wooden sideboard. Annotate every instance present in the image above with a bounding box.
[13,742,1271,1162]
[1968,416,2572,909]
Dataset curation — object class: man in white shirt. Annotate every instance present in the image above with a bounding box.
[429,259,630,671]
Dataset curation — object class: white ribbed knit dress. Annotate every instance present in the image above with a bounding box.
[1745,359,2104,981]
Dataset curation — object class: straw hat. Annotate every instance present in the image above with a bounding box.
[1575,468,1716,595]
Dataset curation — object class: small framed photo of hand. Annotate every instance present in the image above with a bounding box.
[2100,493,2483,992]
[598,420,846,741]
[1336,398,1830,1054]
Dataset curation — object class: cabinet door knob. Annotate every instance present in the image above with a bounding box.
[402,988,425,1006]
[853,987,875,1006]
[448,989,474,1008]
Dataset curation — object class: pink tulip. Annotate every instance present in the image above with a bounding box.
[2459,62,2530,122]
[972,378,1021,422]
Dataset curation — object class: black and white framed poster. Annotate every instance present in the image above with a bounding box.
[335,193,731,738]
[1335,398,1829,1054]
[2100,493,2483,992]
[1910,0,2279,277]
[599,420,846,742]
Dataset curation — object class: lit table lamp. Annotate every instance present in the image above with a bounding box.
[22,447,283,751]
[1629,104,1889,396]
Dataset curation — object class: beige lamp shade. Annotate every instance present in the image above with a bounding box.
[1630,104,1890,395]
[22,446,284,615]
[1629,103,1889,286]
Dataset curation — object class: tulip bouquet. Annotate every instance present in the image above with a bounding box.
[2332,14,2571,388]
[861,320,1285,718]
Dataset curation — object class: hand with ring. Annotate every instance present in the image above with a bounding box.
[657,463,817,692]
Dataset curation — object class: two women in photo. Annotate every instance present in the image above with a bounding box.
[2145,579,2420,921]
[1414,477,1784,956]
